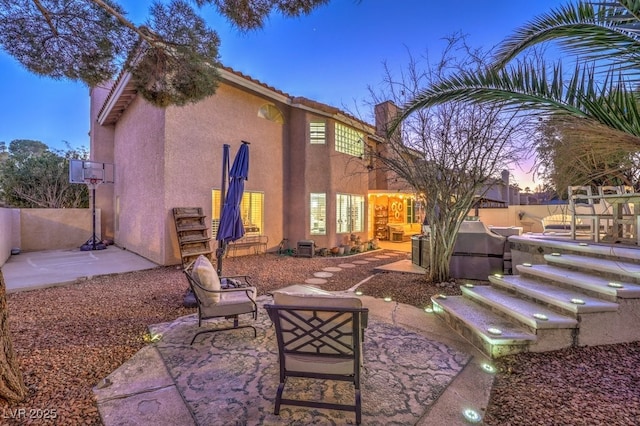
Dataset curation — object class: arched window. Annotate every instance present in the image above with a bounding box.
[257,104,284,124]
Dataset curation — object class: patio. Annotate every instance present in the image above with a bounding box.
[93,290,493,425]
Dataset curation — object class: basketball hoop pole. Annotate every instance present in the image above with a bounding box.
[84,178,103,250]
[70,160,114,251]
[90,179,98,250]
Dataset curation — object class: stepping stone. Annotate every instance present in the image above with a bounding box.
[323,267,342,272]
[305,278,327,285]
[365,257,379,261]
[353,260,370,264]
[375,255,391,259]
[338,263,356,268]
[314,271,333,278]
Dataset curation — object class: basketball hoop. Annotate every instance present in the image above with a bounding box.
[84,176,103,189]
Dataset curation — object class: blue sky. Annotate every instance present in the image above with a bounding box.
[0,0,566,188]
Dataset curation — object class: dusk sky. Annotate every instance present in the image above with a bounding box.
[0,0,566,189]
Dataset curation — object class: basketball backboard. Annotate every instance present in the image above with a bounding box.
[69,160,115,184]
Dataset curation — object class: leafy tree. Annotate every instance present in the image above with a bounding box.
[534,115,640,194]
[368,36,532,282]
[0,141,89,208]
[0,0,329,107]
[394,1,640,159]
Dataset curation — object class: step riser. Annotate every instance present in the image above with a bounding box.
[432,301,530,358]
[517,269,620,303]
[489,277,581,317]
[544,261,640,287]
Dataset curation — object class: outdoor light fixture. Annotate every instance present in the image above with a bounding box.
[462,408,482,423]
[355,290,363,296]
[522,262,532,267]
[384,296,392,302]
[424,306,434,313]
[533,313,548,321]
[481,363,496,374]
[579,242,589,246]
[144,332,162,343]
[494,273,503,278]
[487,327,502,335]
[570,298,586,305]
[436,294,447,299]
[551,252,561,256]
[464,283,475,288]
[608,282,624,289]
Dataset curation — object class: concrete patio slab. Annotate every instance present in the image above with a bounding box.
[2,246,158,292]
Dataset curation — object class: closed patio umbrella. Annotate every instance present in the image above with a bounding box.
[216,141,250,275]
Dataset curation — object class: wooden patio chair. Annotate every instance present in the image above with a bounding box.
[265,292,368,425]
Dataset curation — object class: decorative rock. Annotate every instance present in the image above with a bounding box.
[313,271,333,278]
[323,267,342,272]
[337,263,357,268]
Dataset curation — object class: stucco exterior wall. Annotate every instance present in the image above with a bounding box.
[0,208,18,266]
[163,84,288,265]
[112,96,167,263]
[19,209,99,251]
[89,84,116,240]
[285,110,371,249]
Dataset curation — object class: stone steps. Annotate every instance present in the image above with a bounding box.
[431,295,535,358]
[431,236,640,358]
[489,273,619,314]
[516,263,640,302]
[544,253,640,285]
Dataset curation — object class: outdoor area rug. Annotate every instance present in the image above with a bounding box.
[150,296,471,425]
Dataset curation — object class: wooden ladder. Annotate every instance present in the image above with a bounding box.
[172,207,214,269]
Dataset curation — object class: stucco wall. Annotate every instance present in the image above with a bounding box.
[0,208,18,266]
[90,85,116,240]
[112,96,167,264]
[164,84,288,265]
[19,209,99,252]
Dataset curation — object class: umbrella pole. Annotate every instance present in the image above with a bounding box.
[217,144,230,276]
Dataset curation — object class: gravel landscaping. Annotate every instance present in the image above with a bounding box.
[1,250,640,425]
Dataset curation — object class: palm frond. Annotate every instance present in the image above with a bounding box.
[493,2,640,80]
[394,60,640,141]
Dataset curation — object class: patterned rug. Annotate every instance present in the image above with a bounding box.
[150,296,470,425]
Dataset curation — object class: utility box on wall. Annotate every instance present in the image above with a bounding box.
[297,240,315,258]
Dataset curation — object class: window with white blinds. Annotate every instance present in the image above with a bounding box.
[336,193,364,233]
[212,189,264,236]
[310,193,326,235]
[310,121,326,144]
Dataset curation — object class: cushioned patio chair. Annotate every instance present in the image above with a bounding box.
[184,255,257,344]
[265,292,368,425]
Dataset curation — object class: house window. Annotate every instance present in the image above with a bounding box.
[335,122,364,157]
[212,189,265,236]
[310,193,326,235]
[310,121,326,144]
[336,193,364,233]
[258,103,284,124]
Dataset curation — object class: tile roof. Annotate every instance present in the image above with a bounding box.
[97,64,373,131]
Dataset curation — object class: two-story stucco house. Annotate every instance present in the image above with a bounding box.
[89,66,417,266]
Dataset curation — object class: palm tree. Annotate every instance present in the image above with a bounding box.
[394,1,640,146]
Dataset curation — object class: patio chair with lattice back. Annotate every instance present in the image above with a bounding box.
[184,255,258,344]
[265,291,369,425]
